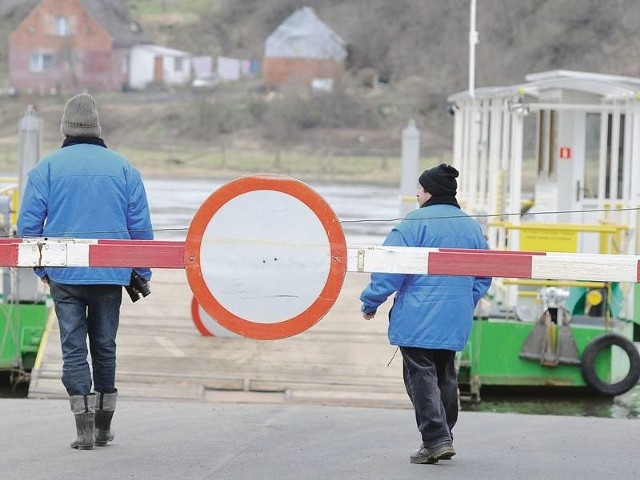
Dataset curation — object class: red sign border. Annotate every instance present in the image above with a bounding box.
[184,174,347,340]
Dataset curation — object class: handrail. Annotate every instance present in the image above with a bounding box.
[503,279,607,288]
[489,221,628,233]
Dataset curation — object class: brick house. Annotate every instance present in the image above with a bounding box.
[263,7,347,88]
[8,0,149,94]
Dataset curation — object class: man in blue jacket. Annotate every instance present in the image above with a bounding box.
[360,163,491,464]
[17,93,153,450]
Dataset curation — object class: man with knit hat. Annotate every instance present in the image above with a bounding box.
[360,163,491,464]
[17,93,153,450]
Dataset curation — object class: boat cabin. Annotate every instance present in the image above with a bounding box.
[449,69,640,325]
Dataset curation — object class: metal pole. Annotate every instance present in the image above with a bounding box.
[468,0,478,98]
[18,105,42,204]
[14,105,45,303]
[400,119,420,216]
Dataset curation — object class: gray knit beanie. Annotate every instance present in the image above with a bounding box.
[60,93,102,138]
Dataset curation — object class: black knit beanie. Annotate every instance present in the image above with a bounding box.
[418,163,459,197]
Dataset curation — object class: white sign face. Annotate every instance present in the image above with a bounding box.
[185,175,347,340]
[201,190,330,323]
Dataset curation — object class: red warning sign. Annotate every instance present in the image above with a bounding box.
[559,147,572,159]
[184,174,347,340]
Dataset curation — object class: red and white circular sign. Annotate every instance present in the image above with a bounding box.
[184,174,347,339]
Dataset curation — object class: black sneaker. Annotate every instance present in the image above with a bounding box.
[410,443,456,464]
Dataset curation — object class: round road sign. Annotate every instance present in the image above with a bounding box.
[184,174,347,339]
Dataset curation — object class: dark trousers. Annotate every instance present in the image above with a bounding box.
[400,347,458,448]
[50,283,122,396]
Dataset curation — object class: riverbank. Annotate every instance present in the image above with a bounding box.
[0,136,450,187]
[0,88,452,188]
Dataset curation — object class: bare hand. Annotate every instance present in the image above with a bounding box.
[362,311,376,320]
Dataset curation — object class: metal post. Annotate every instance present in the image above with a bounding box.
[468,0,478,98]
[400,119,420,216]
[13,106,45,303]
[18,105,43,203]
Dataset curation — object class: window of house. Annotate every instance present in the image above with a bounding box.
[30,53,54,72]
[56,16,68,36]
[174,57,183,72]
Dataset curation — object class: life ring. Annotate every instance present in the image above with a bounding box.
[580,333,640,396]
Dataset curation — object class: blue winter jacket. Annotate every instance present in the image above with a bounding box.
[360,204,491,351]
[17,142,153,285]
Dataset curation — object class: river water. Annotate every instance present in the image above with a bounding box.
[3,176,639,417]
[145,177,400,244]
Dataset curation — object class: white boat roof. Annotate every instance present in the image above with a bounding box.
[448,69,640,102]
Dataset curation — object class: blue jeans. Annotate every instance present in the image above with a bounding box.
[49,283,122,396]
[400,347,458,448]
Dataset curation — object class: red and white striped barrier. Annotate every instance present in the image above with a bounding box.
[7,239,640,284]
[347,247,640,283]
[8,238,184,269]
[10,175,640,339]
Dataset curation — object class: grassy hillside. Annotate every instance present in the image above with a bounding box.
[137,0,640,91]
[132,0,640,151]
[4,0,640,94]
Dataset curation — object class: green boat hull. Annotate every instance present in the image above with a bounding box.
[458,318,633,399]
[0,303,50,372]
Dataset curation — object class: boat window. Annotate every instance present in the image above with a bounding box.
[584,113,600,199]
[617,114,625,200]
[536,110,556,181]
[603,113,626,200]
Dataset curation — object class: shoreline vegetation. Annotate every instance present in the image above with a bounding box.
[0,137,540,191]
[0,138,453,187]
[0,97,534,189]
[0,84,455,187]
[125,147,453,186]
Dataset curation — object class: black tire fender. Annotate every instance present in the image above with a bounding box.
[580,333,640,396]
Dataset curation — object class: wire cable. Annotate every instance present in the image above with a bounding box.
[8,205,640,238]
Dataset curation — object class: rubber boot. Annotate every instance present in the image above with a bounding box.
[94,390,117,446]
[69,394,95,450]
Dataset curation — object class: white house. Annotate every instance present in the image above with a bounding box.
[128,44,192,90]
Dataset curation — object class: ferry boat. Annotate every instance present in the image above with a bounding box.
[449,70,640,400]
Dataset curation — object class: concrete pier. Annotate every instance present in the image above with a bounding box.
[11,270,639,480]
[1,398,638,480]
